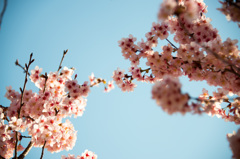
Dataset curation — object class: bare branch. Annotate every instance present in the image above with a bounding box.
[14,132,18,159]
[41,72,48,93]
[20,135,31,139]
[14,53,34,159]
[166,38,178,50]
[58,49,68,72]
[40,141,47,159]
[18,53,34,118]
[0,0,7,29]
[15,59,30,76]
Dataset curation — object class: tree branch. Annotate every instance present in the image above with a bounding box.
[177,17,240,77]
[0,155,5,159]
[57,49,68,72]
[15,59,30,76]
[18,141,34,159]
[20,135,31,139]
[0,105,8,113]
[14,53,34,159]
[166,38,178,50]
[14,132,18,159]
[41,72,48,93]
[40,141,47,159]
[17,53,34,118]
[0,0,7,29]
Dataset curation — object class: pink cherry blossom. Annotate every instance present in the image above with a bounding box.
[152,75,189,115]
[61,150,97,159]
[227,129,240,159]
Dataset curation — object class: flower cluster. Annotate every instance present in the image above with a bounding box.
[1,62,113,158]
[89,73,114,92]
[0,108,15,158]
[116,0,240,119]
[151,75,190,115]
[198,88,240,125]
[218,1,240,26]
[28,116,76,153]
[5,66,89,121]
[112,68,136,92]
[116,0,240,156]
[227,129,240,159]
[61,150,97,159]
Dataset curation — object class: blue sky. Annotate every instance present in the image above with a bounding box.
[0,0,239,159]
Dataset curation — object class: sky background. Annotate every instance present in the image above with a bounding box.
[0,0,239,159]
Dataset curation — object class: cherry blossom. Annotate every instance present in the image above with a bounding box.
[61,150,97,159]
[218,0,240,26]
[227,129,240,159]
[0,0,240,158]
[114,0,240,157]
[152,75,190,115]
[0,51,113,158]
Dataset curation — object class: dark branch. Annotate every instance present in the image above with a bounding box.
[15,59,30,76]
[54,108,59,116]
[15,53,34,159]
[166,38,178,50]
[40,141,47,159]
[14,132,18,159]
[57,49,68,72]
[0,0,7,29]
[18,141,34,159]
[0,105,8,113]
[41,72,48,93]
[17,53,34,118]
[20,135,31,139]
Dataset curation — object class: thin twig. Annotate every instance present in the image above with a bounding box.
[42,72,48,93]
[57,49,68,72]
[40,141,47,159]
[0,0,7,29]
[15,60,30,76]
[20,135,31,139]
[54,108,59,116]
[14,53,34,159]
[18,53,34,118]
[14,132,18,159]
[140,67,151,73]
[166,38,178,50]
[23,115,35,121]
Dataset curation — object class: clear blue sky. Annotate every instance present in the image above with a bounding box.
[0,0,239,159]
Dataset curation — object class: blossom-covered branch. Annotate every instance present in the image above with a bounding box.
[0,50,113,158]
[115,0,240,157]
